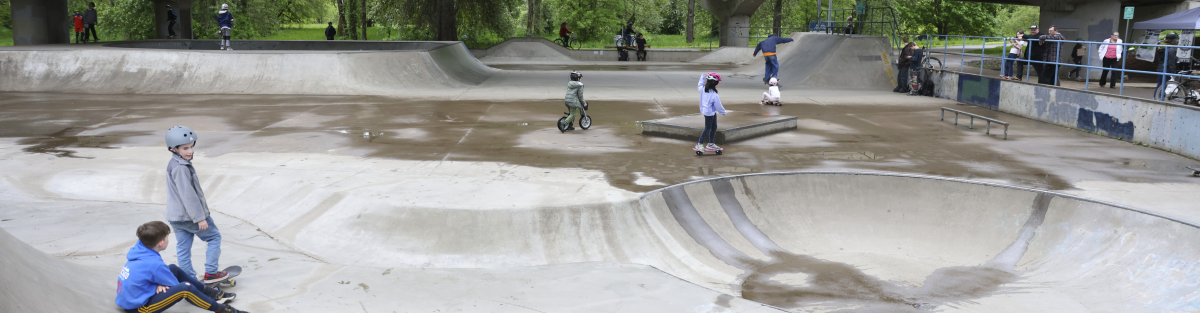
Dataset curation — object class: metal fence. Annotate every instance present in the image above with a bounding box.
[707,26,808,50]
[907,33,1200,104]
[813,7,901,48]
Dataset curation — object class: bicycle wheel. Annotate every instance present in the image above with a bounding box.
[580,115,592,129]
[570,38,582,50]
[553,38,565,48]
[557,116,568,133]
[923,57,942,71]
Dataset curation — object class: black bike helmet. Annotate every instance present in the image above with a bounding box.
[570,71,583,81]
[1166,33,1180,40]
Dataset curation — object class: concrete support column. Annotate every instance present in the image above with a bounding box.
[720,14,751,47]
[10,0,69,45]
[151,0,194,39]
[1039,0,1120,80]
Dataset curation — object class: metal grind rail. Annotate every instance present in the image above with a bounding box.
[906,33,1200,105]
[941,107,1009,139]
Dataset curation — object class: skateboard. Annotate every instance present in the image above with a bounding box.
[203,265,241,288]
[1188,167,1200,177]
[694,146,723,156]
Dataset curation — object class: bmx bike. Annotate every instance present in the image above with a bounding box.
[557,104,591,132]
[553,33,582,50]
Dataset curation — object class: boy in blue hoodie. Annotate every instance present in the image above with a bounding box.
[752,34,794,84]
[116,221,246,313]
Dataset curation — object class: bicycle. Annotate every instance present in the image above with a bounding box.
[1166,70,1200,106]
[557,104,591,132]
[553,33,582,50]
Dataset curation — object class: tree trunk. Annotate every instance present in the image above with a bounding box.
[337,0,346,36]
[686,0,695,43]
[436,0,457,41]
[361,0,367,40]
[346,0,358,39]
[773,0,782,36]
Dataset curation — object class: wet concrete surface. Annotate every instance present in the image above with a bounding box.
[1,91,1196,195]
[488,63,743,72]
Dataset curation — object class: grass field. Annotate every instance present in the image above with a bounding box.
[1,28,12,46]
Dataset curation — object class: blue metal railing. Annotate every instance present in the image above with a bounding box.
[905,33,1200,103]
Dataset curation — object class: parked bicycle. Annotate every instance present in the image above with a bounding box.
[554,33,582,50]
[1166,70,1200,106]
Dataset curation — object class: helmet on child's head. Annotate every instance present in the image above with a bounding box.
[221,3,229,10]
[769,77,778,86]
[165,126,198,149]
[706,72,722,82]
[570,71,583,81]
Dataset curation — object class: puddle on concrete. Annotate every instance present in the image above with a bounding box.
[16,127,140,158]
[488,64,741,72]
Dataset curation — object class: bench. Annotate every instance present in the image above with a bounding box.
[940,107,1008,139]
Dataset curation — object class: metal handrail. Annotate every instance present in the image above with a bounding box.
[905,33,1200,103]
[707,26,806,49]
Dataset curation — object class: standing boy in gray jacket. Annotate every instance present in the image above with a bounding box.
[164,126,230,283]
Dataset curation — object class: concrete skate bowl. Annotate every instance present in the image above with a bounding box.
[0,41,496,95]
[476,37,576,64]
[739,33,894,90]
[640,172,1200,312]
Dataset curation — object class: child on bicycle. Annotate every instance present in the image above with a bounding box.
[559,22,573,48]
[561,71,587,131]
[695,72,726,152]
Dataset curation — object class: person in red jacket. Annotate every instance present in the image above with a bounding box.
[558,22,573,48]
[73,11,85,43]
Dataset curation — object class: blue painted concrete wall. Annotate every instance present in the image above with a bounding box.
[937,71,1200,160]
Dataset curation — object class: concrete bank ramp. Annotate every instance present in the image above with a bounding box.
[478,37,577,64]
[0,41,497,95]
[0,227,112,312]
[740,33,894,90]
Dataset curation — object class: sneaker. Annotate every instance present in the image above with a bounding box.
[694,144,704,151]
[203,271,229,283]
[218,304,249,313]
[705,143,722,151]
[217,291,236,304]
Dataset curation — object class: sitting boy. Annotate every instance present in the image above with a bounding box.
[761,77,781,106]
[635,33,648,61]
[116,221,246,313]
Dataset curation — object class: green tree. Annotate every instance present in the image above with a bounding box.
[388,0,518,41]
[893,0,1000,36]
[994,4,1038,37]
[94,0,155,40]
[0,0,11,30]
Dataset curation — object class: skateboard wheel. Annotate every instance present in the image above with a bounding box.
[695,151,703,156]
[224,279,236,287]
[716,150,723,155]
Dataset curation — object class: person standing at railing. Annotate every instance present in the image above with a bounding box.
[1001,31,1025,80]
[1025,25,1045,80]
[895,38,916,92]
[753,33,794,85]
[1154,33,1180,100]
[1098,32,1123,89]
[1039,26,1065,85]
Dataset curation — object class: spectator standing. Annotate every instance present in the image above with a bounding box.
[325,22,336,40]
[1067,39,1084,79]
[166,5,177,39]
[752,33,794,84]
[73,11,85,43]
[896,37,915,92]
[1002,31,1025,80]
[1098,32,1123,89]
[1025,25,1045,79]
[217,4,235,50]
[1039,26,1065,85]
[83,2,99,42]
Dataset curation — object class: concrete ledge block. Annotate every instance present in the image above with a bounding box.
[640,112,798,144]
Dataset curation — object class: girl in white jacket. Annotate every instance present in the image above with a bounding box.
[695,72,727,152]
[761,77,781,105]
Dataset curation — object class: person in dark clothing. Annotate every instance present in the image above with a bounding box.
[635,33,648,61]
[1154,33,1180,100]
[895,38,915,92]
[325,22,336,40]
[1025,25,1045,79]
[1067,40,1084,79]
[752,34,795,84]
[622,21,635,47]
[1039,26,1065,85]
[166,5,177,39]
[559,22,573,48]
[83,2,99,42]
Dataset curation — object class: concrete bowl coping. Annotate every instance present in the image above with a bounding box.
[102,40,455,51]
[640,111,798,144]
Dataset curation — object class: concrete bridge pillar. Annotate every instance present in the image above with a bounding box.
[1038,0,1120,79]
[702,0,767,47]
[10,0,69,45]
[150,0,194,39]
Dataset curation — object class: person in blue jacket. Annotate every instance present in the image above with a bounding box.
[217,4,235,50]
[752,34,794,84]
[694,72,727,152]
[115,221,246,313]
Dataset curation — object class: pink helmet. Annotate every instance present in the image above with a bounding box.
[706,72,722,82]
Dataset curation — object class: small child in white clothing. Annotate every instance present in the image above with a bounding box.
[760,77,781,106]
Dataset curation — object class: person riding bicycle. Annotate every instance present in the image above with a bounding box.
[622,21,636,47]
[561,71,587,131]
[559,22,573,48]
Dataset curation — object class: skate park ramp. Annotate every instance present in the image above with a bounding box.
[478,37,577,64]
[0,227,113,312]
[740,33,894,90]
[0,41,497,95]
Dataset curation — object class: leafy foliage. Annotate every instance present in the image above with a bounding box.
[86,0,155,40]
[0,0,11,29]
[890,0,1001,36]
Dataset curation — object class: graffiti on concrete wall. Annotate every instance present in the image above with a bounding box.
[957,75,1000,110]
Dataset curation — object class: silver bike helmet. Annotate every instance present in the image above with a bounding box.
[165,126,198,149]
[570,71,583,81]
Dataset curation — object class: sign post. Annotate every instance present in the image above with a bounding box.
[1124,7,1134,43]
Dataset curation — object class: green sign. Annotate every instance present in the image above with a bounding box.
[1124,7,1134,20]
[855,2,865,15]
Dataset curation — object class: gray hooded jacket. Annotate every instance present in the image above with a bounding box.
[564,81,584,109]
[166,154,210,223]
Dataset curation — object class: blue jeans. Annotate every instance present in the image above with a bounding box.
[698,115,718,145]
[764,55,780,83]
[1003,53,1018,77]
[170,216,221,278]
[124,264,226,313]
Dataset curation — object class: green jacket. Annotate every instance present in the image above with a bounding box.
[564,81,584,109]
